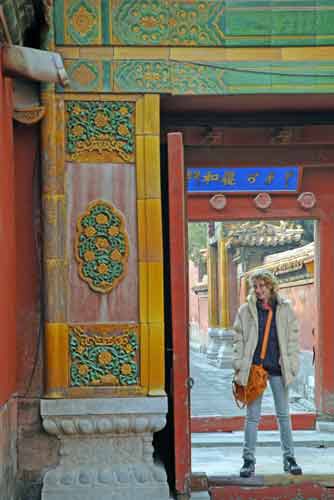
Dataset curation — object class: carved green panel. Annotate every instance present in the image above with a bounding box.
[57,60,112,92]
[114,61,170,93]
[70,326,139,386]
[112,0,169,45]
[66,100,135,162]
[55,0,112,45]
[169,1,224,45]
[75,200,129,294]
[171,61,225,94]
[68,0,100,44]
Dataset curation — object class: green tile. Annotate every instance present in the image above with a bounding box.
[114,60,170,93]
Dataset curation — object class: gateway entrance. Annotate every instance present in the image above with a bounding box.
[166,127,334,497]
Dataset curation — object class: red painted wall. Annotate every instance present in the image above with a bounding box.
[14,123,42,396]
[189,260,209,350]
[0,49,17,405]
[281,282,316,351]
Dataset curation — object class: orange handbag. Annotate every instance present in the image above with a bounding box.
[233,306,273,408]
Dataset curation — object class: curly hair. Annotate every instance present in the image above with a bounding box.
[248,269,279,294]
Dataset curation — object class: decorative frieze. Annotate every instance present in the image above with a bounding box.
[42,413,165,436]
[66,100,135,163]
[55,0,334,47]
[59,58,334,95]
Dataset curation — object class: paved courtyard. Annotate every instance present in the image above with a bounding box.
[190,350,315,418]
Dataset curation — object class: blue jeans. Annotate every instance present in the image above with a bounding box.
[243,375,294,463]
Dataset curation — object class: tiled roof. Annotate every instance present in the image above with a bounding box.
[226,221,304,248]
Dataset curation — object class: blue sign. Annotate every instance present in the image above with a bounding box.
[187,166,300,193]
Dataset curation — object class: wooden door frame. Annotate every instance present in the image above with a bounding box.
[168,132,191,496]
[168,134,334,493]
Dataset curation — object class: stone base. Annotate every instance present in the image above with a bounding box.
[40,397,170,500]
[43,464,169,500]
[216,329,234,369]
[206,328,224,365]
[0,398,17,500]
[207,327,234,368]
[316,419,334,433]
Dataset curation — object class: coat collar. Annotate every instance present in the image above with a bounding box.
[247,291,288,319]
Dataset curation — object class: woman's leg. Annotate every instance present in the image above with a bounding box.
[242,394,263,463]
[269,375,294,459]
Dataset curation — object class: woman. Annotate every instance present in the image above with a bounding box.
[233,269,302,477]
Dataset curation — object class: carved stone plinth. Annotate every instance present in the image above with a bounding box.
[40,397,169,500]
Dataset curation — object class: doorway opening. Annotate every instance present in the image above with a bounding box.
[188,219,317,430]
[165,122,334,495]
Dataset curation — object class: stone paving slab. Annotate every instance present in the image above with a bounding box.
[190,351,314,418]
[192,445,334,476]
[192,430,334,448]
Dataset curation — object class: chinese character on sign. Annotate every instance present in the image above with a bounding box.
[247,173,259,184]
[265,172,275,185]
[203,171,220,184]
[222,171,236,185]
[284,170,295,186]
[190,170,201,182]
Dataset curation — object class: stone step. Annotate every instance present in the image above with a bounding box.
[192,430,334,448]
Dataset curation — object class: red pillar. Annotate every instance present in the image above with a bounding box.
[0,49,17,404]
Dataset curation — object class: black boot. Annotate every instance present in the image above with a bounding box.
[240,459,255,478]
[283,457,302,475]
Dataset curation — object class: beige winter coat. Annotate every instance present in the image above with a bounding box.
[232,292,300,387]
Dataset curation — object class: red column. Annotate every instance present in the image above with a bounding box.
[0,49,17,404]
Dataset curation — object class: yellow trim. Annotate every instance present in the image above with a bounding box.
[148,262,164,324]
[135,97,145,136]
[140,323,149,391]
[61,93,141,102]
[65,386,147,397]
[148,323,165,396]
[137,200,147,261]
[170,47,282,62]
[114,47,170,60]
[145,199,163,261]
[219,239,230,328]
[60,45,334,63]
[144,136,161,198]
[139,261,148,324]
[306,261,314,275]
[44,323,69,397]
[143,95,160,135]
[208,244,219,328]
[136,135,145,199]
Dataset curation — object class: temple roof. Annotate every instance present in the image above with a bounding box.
[226,221,304,248]
[247,242,314,278]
